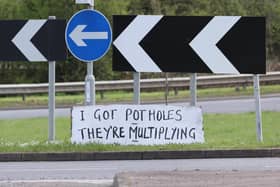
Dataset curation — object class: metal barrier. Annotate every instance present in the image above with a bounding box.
[0,72,279,95]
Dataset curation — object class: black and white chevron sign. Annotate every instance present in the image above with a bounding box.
[0,20,66,62]
[113,16,265,74]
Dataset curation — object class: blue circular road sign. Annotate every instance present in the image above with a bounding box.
[65,9,112,62]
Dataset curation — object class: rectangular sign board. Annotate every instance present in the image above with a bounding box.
[113,16,266,74]
[0,20,66,62]
[75,0,93,6]
[71,105,204,145]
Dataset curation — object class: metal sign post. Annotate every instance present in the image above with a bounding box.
[164,73,169,105]
[76,0,93,6]
[253,74,263,142]
[48,16,56,141]
[190,73,197,106]
[0,17,66,142]
[133,72,140,104]
[85,63,95,105]
[85,1,95,105]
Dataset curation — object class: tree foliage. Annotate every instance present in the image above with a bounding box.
[0,0,279,83]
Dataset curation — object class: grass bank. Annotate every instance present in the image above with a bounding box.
[0,112,279,152]
[0,84,279,108]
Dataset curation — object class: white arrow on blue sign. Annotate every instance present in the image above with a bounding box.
[65,9,112,62]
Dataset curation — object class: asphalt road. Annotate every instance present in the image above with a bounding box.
[0,96,279,119]
[0,158,279,181]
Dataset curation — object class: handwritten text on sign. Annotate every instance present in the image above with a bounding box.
[71,105,204,145]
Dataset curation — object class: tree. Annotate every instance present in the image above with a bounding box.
[0,0,279,84]
[0,0,131,83]
[130,0,280,68]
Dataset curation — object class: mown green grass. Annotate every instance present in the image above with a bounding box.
[0,84,279,108]
[0,112,279,152]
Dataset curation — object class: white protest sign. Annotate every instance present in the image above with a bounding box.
[75,0,93,6]
[71,105,204,145]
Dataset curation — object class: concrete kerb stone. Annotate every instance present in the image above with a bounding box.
[142,150,206,160]
[272,148,280,157]
[20,152,81,161]
[205,149,273,158]
[0,153,21,162]
[0,149,279,162]
[94,151,143,160]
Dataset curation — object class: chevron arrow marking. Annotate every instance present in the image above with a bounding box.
[113,15,163,72]
[189,16,241,74]
[12,20,47,62]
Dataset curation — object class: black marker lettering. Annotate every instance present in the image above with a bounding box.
[103,111,110,120]
[175,110,182,121]
[80,110,85,121]
[120,127,125,138]
[87,128,94,139]
[144,128,150,139]
[171,127,177,139]
[113,126,120,138]
[133,110,139,121]
[156,111,163,121]
[168,110,174,120]
[189,128,196,139]
[94,109,101,121]
[78,128,87,139]
[148,127,154,138]
[159,127,165,139]
[103,126,112,140]
[126,108,132,121]
[149,110,155,121]
[165,127,170,140]
[111,109,117,120]
[181,128,188,139]
[129,126,137,140]
[138,127,143,138]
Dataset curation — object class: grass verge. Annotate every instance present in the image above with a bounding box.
[0,84,279,108]
[0,111,279,152]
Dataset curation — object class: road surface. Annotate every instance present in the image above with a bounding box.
[0,96,279,119]
[0,158,279,180]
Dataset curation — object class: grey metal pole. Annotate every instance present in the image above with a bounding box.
[85,63,95,105]
[48,16,56,141]
[253,74,263,142]
[85,0,95,105]
[165,73,169,105]
[190,73,197,106]
[133,72,140,104]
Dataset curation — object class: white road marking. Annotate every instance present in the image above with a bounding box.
[0,179,113,184]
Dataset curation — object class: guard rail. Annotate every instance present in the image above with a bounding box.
[0,72,279,95]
